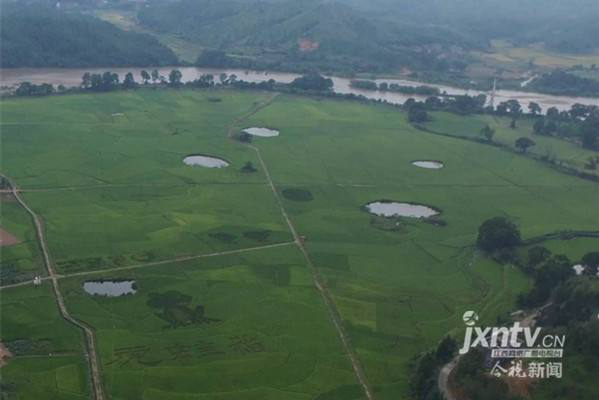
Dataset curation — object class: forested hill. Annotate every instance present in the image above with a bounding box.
[137,0,485,74]
[346,0,599,54]
[0,5,179,68]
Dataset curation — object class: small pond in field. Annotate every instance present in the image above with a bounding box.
[243,127,279,137]
[365,201,439,218]
[183,155,229,168]
[83,280,137,297]
[412,160,444,169]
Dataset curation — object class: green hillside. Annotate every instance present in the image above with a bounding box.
[138,0,482,73]
[0,5,179,68]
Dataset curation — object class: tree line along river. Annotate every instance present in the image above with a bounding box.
[2,67,599,112]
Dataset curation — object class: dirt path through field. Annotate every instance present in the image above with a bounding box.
[0,342,13,368]
[0,174,106,400]
[0,94,374,400]
[228,93,375,400]
[0,241,296,291]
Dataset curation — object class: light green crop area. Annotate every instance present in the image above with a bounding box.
[1,89,598,399]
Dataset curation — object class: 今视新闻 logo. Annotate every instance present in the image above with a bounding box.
[459,311,565,379]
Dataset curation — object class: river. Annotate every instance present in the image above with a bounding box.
[2,67,599,112]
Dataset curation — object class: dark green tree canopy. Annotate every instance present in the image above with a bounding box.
[515,137,536,153]
[477,217,521,252]
[290,74,334,92]
[1,5,178,68]
[582,252,599,269]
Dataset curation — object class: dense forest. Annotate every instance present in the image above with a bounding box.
[137,0,482,74]
[132,0,599,76]
[0,4,178,68]
[2,0,598,75]
[347,0,599,54]
[530,71,599,97]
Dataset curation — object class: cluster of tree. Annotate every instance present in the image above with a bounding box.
[290,74,334,92]
[136,0,599,79]
[350,80,441,96]
[77,69,189,92]
[1,4,178,68]
[451,348,513,400]
[585,155,599,170]
[532,104,599,150]
[515,245,599,315]
[479,125,495,142]
[403,94,488,126]
[407,93,598,152]
[140,0,485,76]
[404,100,430,124]
[520,252,574,307]
[410,336,458,400]
[421,94,488,115]
[530,71,599,97]
[346,0,599,55]
[518,247,599,398]
[515,137,536,153]
[15,82,60,97]
[452,224,599,399]
[476,217,521,255]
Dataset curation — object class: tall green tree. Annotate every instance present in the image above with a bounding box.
[81,72,91,89]
[480,124,495,142]
[477,217,521,252]
[528,102,542,115]
[533,118,545,135]
[141,70,150,84]
[515,137,536,153]
[123,72,137,89]
[151,69,160,84]
[168,69,183,87]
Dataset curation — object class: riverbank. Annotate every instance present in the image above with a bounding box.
[3,67,599,112]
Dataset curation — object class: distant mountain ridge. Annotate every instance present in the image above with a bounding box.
[137,0,483,73]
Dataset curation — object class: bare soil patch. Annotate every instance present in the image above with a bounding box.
[0,342,13,368]
[0,227,20,247]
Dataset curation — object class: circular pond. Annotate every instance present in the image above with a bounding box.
[83,280,137,297]
[183,155,229,168]
[365,201,439,218]
[243,127,280,137]
[412,160,444,169]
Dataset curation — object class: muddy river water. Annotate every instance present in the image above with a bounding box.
[2,67,598,112]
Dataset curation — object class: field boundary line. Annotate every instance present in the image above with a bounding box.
[0,241,296,290]
[57,241,296,278]
[227,94,375,400]
[0,182,270,194]
[0,173,105,400]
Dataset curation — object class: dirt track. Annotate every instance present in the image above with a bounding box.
[1,175,105,400]
[0,342,13,368]
[0,95,374,400]
[229,94,375,400]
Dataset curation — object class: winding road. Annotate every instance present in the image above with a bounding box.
[1,174,105,400]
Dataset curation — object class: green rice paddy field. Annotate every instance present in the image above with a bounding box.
[1,89,598,399]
